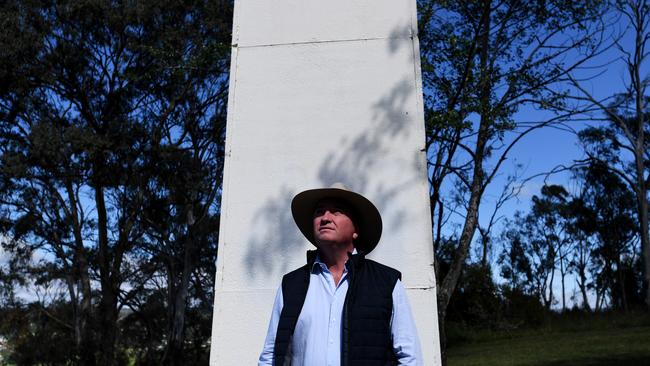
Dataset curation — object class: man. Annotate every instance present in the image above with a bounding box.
[258,184,423,365]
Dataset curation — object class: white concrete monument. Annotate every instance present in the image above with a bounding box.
[210,1,441,364]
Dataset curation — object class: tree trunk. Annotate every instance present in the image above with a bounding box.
[578,277,591,311]
[481,229,489,268]
[166,244,194,365]
[437,308,448,366]
[634,144,649,307]
[576,241,591,311]
[436,2,491,364]
[99,293,119,366]
[77,254,95,365]
[162,207,198,366]
[547,265,555,310]
[95,184,118,366]
[436,134,485,316]
[630,0,650,308]
[560,255,566,311]
[639,186,650,307]
[65,181,95,364]
[616,257,628,311]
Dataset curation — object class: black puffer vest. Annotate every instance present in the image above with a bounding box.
[273,250,401,366]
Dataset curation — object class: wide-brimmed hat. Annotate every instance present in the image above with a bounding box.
[291,183,382,254]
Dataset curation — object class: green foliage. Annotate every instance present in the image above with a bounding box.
[447,264,502,328]
[445,261,548,334]
[0,0,232,364]
[576,162,642,310]
[578,94,650,171]
[419,4,609,341]
[499,287,546,327]
[419,0,604,137]
[498,224,533,292]
[496,164,642,313]
[0,303,76,366]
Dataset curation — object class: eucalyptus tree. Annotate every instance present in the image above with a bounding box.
[566,0,650,307]
[498,213,534,294]
[498,165,640,312]
[499,187,573,311]
[572,162,640,310]
[529,185,576,310]
[0,1,231,364]
[417,0,608,359]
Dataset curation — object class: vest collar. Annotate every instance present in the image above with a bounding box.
[306,249,366,273]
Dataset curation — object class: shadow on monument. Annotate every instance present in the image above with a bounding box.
[243,186,305,276]
[243,22,426,278]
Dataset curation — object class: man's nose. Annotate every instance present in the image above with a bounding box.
[320,211,333,222]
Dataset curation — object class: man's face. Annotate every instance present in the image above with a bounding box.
[312,199,358,247]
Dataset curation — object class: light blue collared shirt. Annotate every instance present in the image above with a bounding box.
[258,254,423,366]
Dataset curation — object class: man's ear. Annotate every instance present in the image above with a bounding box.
[352,233,359,239]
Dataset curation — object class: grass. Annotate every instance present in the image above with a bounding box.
[446,312,650,366]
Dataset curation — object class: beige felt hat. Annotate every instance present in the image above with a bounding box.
[291,183,383,254]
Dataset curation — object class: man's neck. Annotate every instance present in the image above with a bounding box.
[318,241,354,264]
[318,243,355,285]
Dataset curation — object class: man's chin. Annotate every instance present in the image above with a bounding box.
[315,236,333,245]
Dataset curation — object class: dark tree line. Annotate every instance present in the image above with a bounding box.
[500,163,643,313]
[436,162,644,362]
[417,0,611,362]
[418,0,649,364]
[565,0,650,309]
[0,1,231,365]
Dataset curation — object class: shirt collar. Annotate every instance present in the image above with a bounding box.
[311,248,358,273]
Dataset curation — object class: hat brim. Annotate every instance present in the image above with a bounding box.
[291,188,382,254]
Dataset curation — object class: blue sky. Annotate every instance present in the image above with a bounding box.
[483,20,642,228]
[436,12,646,308]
